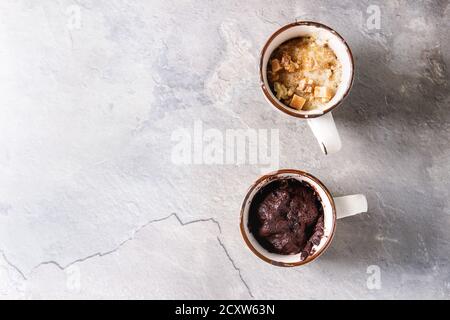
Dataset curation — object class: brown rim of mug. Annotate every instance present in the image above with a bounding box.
[259,21,355,119]
[239,169,337,267]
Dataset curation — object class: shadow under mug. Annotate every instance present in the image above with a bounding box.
[259,21,355,154]
[240,169,367,267]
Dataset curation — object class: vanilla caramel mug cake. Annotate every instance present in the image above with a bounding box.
[259,21,355,154]
[268,36,342,111]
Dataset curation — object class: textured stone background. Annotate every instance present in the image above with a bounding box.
[0,0,449,299]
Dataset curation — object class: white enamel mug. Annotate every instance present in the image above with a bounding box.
[240,169,367,267]
[259,21,354,154]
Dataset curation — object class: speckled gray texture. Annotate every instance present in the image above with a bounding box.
[0,0,449,299]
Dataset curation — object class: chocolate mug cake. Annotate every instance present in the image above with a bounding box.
[248,178,324,259]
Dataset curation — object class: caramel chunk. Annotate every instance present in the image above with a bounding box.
[289,94,306,110]
[297,79,306,91]
[281,52,298,72]
[314,86,333,101]
[298,79,314,93]
[271,59,282,73]
[301,55,316,71]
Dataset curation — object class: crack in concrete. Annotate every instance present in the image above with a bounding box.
[217,237,254,298]
[0,250,27,280]
[1,213,253,298]
[28,213,222,274]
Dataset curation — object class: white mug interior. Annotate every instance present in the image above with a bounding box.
[261,22,353,117]
[241,172,335,265]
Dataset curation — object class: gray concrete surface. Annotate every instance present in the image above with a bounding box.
[0,0,449,299]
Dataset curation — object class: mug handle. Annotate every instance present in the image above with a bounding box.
[334,194,368,219]
[307,112,342,154]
